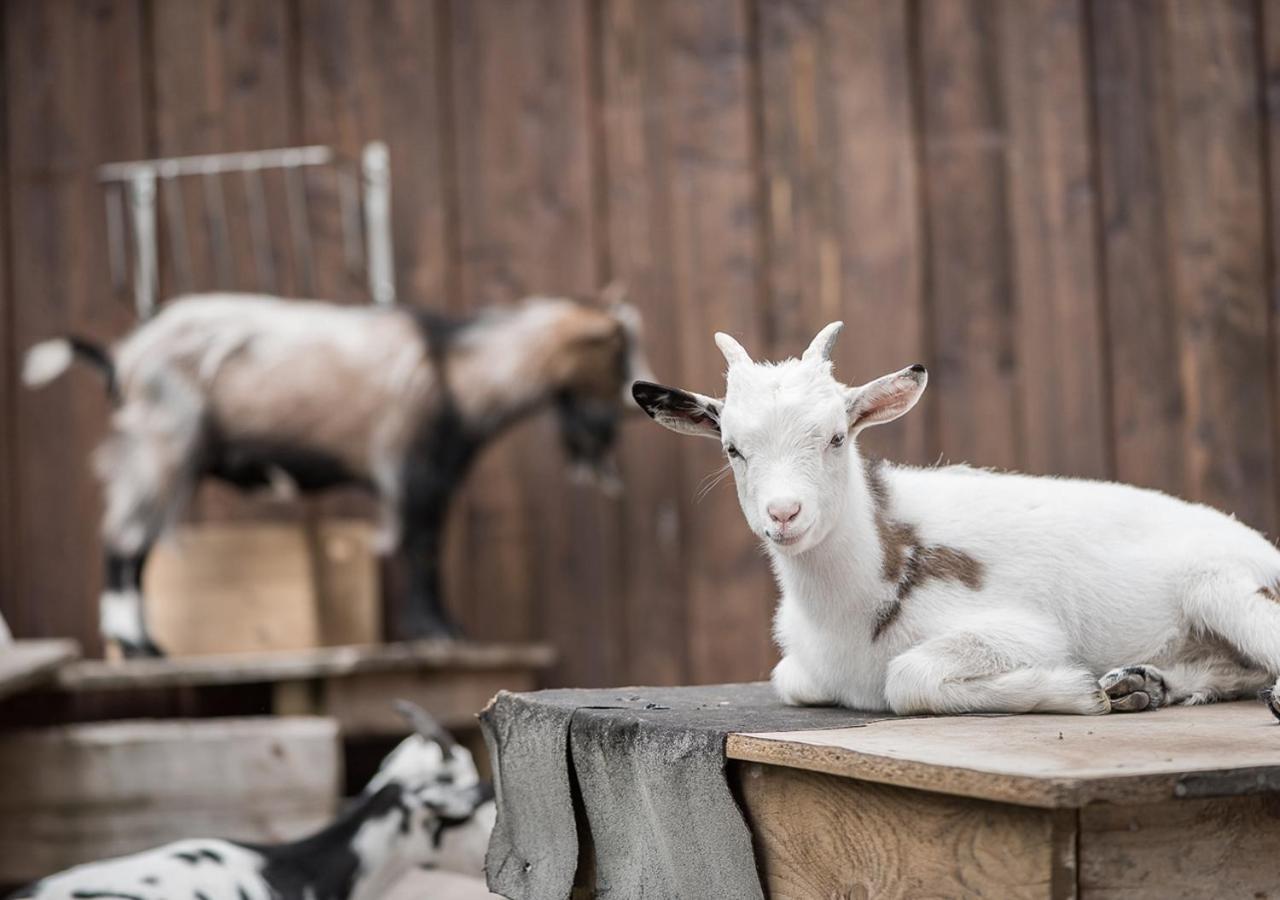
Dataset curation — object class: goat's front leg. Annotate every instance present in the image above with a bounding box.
[885,614,1110,716]
[396,499,463,641]
[102,550,163,658]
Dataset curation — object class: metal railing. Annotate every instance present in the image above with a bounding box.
[99,142,396,319]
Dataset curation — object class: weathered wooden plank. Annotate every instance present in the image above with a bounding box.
[600,0,691,686]
[297,0,452,308]
[6,0,150,653]
[0,6,14,642]
[757,0,929,466]
[998,0,1109,479]
[0,717,339,884]
[1162,1,1274,532]
[151,0,295,297]
[612,0,774,685]
[1078,796,1280,899]
[733,761,1075,900]
[1089,0,1184,498]
[0,639,79,704]
[55,639,555,691]
[447,0,622,687]
[727,701,1280,809]
[917,0,1019,470]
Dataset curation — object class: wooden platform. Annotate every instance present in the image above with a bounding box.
[725,702,1280,899]
[0,640,79,704]
[43,641,555,736]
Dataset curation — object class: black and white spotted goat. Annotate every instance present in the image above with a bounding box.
[23,289,651,656]
[8,704,494,900]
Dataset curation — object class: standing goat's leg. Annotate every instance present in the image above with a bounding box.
[101,551,161,658]
[395,489,463,641]
[884,611,1110,715]
[95,376,204,658]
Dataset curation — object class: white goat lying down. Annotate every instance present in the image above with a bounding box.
[24,290,648,656]
[634,323,1280,720]
[8,705,494,900]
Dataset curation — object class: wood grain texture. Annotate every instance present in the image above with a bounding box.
[0,717,339,884]
[917,0,1020,470]
[1089,0,1184,499]
[732,760,1075,900]
[446,0,613,670]
[757,0,929,466]
[728,701,1280,808]
[0,639,79,703]
[1078,796,1280,899]
[297,0,452,307]
[5,0,149,654]
[998,0,1110,479]
[630,0,774,685]
[1163,0,1275,533]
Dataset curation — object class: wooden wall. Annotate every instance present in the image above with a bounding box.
[2,0,1279,691]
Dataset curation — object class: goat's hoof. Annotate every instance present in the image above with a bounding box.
[1260,688,1280,722]
[1099,664,1166,712]
[118,638,165,660]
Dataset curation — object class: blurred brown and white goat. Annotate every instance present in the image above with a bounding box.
[8,704,493,900]
[24,290,650,656]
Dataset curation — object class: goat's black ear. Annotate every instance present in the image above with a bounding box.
[631,381,722,439]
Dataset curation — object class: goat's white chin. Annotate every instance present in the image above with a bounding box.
[766,526,811,553]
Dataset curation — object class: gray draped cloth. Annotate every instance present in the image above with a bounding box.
[478,682,891,900]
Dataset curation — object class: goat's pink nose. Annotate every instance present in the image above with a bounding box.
[767,499,802,525]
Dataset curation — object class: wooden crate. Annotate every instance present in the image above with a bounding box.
[0,716,340,885]
[144,519,379,655]
[724,702,1280,899]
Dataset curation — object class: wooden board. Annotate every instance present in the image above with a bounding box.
[143,519,379,656]
[0,640,79,704]
[733,761,1075,900]
[756,0,928,467]
[998,0,1109,480]
[0,716,339,884]
[55,640,555,691]
[727,701,1280,809]
[5,0,149,655]
[917,0,1019,470]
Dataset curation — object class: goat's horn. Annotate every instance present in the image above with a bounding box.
[802,321,844,365]
[393,699,458,751]
[714,332,752,369]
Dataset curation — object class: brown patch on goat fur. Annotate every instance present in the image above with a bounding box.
[864,457,985,641]
[1258,583,1280,604]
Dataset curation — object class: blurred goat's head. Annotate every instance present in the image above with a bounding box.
[632,323,927,555]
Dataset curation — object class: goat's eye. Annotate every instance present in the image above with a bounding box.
[726,443,743,460]
[829,433,846,449]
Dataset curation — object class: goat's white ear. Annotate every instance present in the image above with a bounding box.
[632,381,722,439]
[714,332,753,369]
[846,364,928,433]
[802,321,844,365]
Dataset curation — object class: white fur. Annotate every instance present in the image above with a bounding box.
[22,339,74,387]
[643,322,1280,717]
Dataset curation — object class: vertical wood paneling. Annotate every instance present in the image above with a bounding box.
[1094,0,1274,532]
[297,0,452,309]
[151,0,295,297]
[447,0,622,687]
[917,0,1020,470]
[6,0,150,653]
[616,0,773,684]
[998,0,1110,479]
[757,0,928,466]
[1091,0,1184,498]
[0,8,12,637]
[601,0,692,686]
[1164,1,1274,533]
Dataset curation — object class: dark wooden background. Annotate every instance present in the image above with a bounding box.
[1,0,1277,691]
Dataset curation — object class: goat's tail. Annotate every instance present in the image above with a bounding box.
[22,336,117,398]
